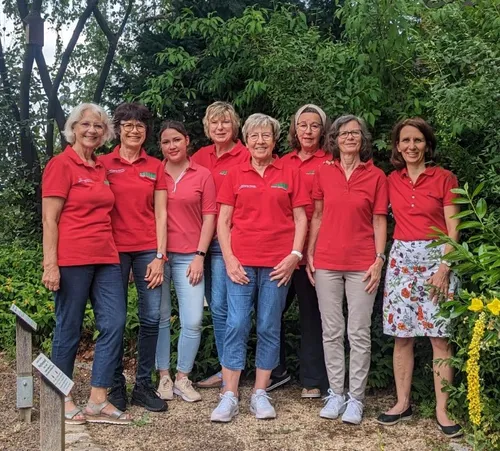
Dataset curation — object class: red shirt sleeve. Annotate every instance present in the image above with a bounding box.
[42,156,71,199]
[216,170,236,206]
[443,172,459,206]
[373,172,389,214]
[155,160,168,190]
[311,167,324,200]
[201,173,217,214]
[290,168,312,208]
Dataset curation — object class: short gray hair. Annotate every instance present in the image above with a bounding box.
[326,114,372,162]
[63,103,115,146]
[242,113,281,144]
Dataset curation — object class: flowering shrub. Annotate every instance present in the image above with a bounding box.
[436,183,500,449]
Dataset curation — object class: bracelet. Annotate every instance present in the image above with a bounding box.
[376,253,386,263]
[291,250,303,260]
[195,250,206,257]
[441,259,452,267]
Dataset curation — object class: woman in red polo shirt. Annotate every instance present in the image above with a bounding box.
[100,103,168,414]
[155,121,217,403]
[376,118,462,438]
[192,101,249,389]
[307,114,388,425]
[211,113,309,422]
[277,104,330,398]
[42,103,131,425]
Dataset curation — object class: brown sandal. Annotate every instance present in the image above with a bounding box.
[84,400,132,425]
[64,396,86,425]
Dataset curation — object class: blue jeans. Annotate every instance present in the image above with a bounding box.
[205,239,228,363]
[156,252,204,373]
[221,267,289,371]
[112,250,162,387]
[51,264,126,387]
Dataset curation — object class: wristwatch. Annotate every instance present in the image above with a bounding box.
[291,250,303,260]
[156,252,168,262]
[376,253,386,263]
[195,250,206,257]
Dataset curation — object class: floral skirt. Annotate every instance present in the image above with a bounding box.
[383,240,459,338]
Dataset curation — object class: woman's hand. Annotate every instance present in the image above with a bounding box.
[42,264,60,291]
[186,255,204,286]
[306,253,316,286]
[427,264,451,304]
[144,258,164,289]
[225,255,249,285]
[362,258,384,294]
[270,254,300,288]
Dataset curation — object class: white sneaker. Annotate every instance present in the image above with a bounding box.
[174,377,202,402]
[341,393,364,425]
[157,374,174,401]
[250,389,276,419]
[319,389,346,419]
[210,391,239,423]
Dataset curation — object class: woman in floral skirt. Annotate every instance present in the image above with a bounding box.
[376,118,462,438]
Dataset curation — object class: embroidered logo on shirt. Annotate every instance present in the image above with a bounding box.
[271,182,288,190]
[139,171,157,180]
[219,170,228,175]
[77,177,94,184]
[306,170,315,175]
[107,168,125,174]
[238,184,257,190]
[103,180,110,185]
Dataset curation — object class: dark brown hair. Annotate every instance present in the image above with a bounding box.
[390,117,437,170]
[326,115,372,162]
[158,120,192,154]
[287,106,330,151]
[113,102,152,140]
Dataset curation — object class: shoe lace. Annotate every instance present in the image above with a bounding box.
[345,394,363,416]
[254,391,272,409]
[218,392,237,411]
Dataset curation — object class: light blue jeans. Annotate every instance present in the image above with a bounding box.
[156,252,204,373]
[221,267,289,371]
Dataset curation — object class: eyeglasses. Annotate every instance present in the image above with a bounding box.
[247,132,274,142]
[121,122,146,132]
[297,122,321,132]
[338,130,362,139]
[78,121,104,131]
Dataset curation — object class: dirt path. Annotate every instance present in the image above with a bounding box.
[1,352,470,451]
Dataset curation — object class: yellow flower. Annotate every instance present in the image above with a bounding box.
[486,298,500,316]
[468,297,484,312]
[466,312,486,426]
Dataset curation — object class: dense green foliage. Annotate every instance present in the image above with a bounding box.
[0,0,499,447]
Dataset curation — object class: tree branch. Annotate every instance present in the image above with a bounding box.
[92,0,134,104]
[93,7,114,41]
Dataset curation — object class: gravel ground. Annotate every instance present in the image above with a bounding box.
[1,352,471,451]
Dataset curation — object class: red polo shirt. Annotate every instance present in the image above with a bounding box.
[99,146,167,252]
[312,159,388,271]
[42,146,119,266]
[164,159,217,253]
[217,157,311,268]
[388,166,458,241]
[191,140,249,192]
[281,149,331,265]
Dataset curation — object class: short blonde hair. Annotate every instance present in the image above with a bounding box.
[202,101,240,142]
[63,103,115,146]
[242,113,281,144]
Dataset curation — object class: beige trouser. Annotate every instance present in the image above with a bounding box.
[314,270,376,400]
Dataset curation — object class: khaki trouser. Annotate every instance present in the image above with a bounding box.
[314,270,376,400]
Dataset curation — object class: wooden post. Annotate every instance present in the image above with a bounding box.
[15,320,33,422]
[33,353,74,451]
[10,304,37,423]
[40,380,64,451]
